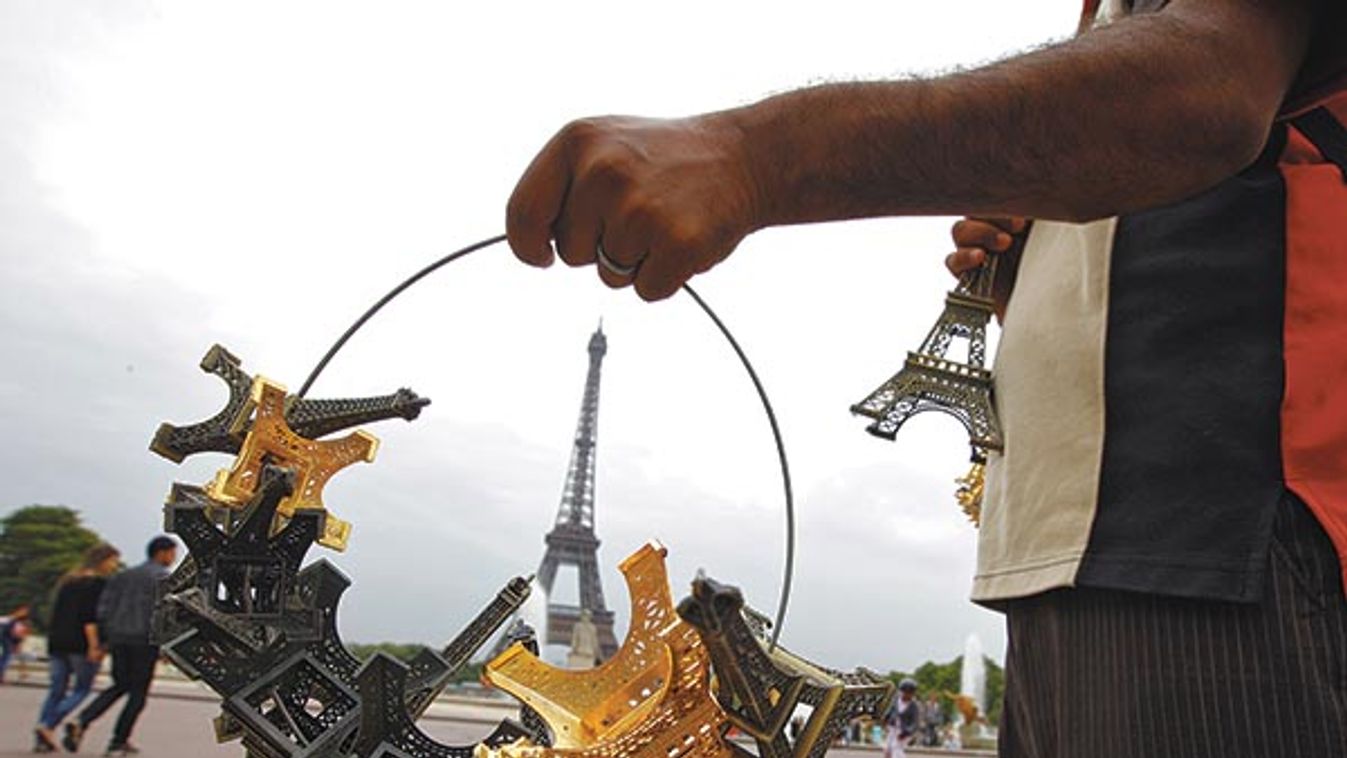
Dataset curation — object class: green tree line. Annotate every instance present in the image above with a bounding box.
[0,505,107,632]
[346,643,485,684]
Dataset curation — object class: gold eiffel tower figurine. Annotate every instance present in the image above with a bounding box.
[852,258,1003,525]
[481,541,730,758]
[206,377,378,550]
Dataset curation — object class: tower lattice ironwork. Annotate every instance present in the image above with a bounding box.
[851,258,1004,464]
[536,324,619,660]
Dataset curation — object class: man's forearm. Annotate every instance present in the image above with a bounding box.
[728,2,1311,224]
[504,0,1318,300]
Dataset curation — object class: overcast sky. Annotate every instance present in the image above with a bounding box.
[1,1,1079,673]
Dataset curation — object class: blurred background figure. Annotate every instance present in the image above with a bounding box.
[64,536,176,756]
[942,724,962,750]
[919,691,945,747]
[32,542,120,752]
[883,678,919,758]
[0,604,32,683]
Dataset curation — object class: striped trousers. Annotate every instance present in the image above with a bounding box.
[1000,494,1347,758]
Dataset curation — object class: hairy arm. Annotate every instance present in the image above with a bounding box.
[508,0,1318,300]
[734,0,1313,223]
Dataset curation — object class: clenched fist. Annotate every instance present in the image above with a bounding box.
[506,114,766,302]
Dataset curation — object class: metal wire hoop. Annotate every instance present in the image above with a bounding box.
[296,234,795,648]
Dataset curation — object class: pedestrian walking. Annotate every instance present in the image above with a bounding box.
[63,536,176,756]
[882,679,919,758]
[1,605,32,684]
[919,692,944,747]
[32,543,120,752]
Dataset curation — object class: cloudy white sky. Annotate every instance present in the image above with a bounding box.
[2,1,1079,673]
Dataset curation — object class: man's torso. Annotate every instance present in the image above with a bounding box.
[975,0,1347,605]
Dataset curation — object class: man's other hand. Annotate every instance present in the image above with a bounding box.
[506,114,763,302]
[944,216,1028,320]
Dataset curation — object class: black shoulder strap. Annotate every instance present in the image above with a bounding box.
[1291,107,1347,180]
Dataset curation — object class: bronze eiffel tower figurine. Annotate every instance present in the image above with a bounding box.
[851,258,1004,525]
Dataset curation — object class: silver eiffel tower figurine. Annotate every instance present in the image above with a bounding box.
[851,257,1003,524]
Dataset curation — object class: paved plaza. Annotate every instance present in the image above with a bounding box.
[0,678,986,757]
[1,680,514,757]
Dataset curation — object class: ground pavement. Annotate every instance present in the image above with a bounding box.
[0,680,987,757]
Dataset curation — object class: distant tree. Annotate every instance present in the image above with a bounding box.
[347,642,429,663]
[450,661,485,685]
[0,505,105,631]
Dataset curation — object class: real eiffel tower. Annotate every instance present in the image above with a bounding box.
[535,324,620,661]
[851,257,1004,464]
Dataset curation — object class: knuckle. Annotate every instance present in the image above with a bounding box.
[580,153,635,193]
[949,248,979,272]
[617,196,664,240]
[559,117,604,149]
[663,219,713,253]
[620,194,658,224]
[559,117,629,172]
[952,219,982,244]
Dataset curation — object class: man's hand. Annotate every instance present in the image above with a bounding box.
[87,646,105,664]
[506,114,764,302]
[945,216,1028,321]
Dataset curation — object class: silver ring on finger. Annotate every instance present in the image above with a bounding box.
[596,242,641,278]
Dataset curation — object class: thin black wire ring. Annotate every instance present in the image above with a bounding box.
[296,234,795,649]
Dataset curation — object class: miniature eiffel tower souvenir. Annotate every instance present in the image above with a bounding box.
[207,377,379,551]
[851,257,1003,523]
[481,541,731,758]
[677,575,894,758]
[150,343,428,464]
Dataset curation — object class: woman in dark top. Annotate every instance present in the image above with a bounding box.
[32,543,120,753]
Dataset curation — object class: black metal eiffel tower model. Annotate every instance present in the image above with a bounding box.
[851,258,1004,469]
[536,325,620,660]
